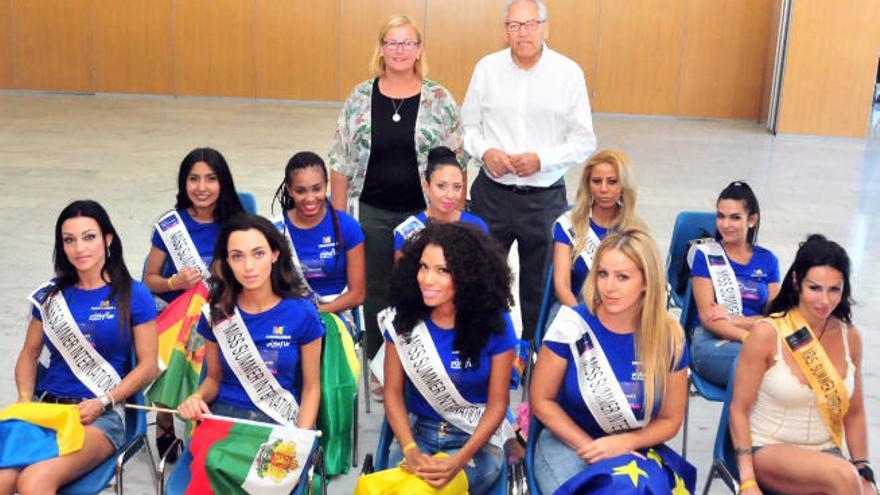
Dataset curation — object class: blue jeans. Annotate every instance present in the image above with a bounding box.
[690,325,741,388]
[210,402,276,424]
[387,415,503,495]
[534,426,590,494]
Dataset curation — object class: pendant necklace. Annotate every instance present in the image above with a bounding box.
[391,97,405,122]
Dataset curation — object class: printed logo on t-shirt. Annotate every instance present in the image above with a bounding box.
[322,236,332,244]
[620,381,643,411]
[751,268,768,279]
[630,361,645,382]
[259,348,280,375]
[450,350,473,370]
[89,300,116,322]
[267,326,291,343]
[739,279,761,301]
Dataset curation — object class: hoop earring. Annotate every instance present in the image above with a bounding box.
[617,197,624,207]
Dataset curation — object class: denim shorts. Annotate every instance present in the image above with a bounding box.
[210,402,276,424]
[92,409,126,451]
[387,415,504,495]
[533,426,590,494]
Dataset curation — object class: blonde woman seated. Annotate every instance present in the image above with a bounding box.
[531,229,692,494]
[730,235,875,495]
[552,150,643,308]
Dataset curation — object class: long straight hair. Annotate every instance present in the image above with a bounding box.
[583,229,685,421]
[714,180,761,245]
[51,200,134,328]
[569,150,643,264]
[208,215,310,319]
[175,147,246,224]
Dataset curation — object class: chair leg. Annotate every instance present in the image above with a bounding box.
[362,348,371,414]
[352,390,359,467]
[143,438,160,495]
[701,463,717,495]
[682,375,691,460]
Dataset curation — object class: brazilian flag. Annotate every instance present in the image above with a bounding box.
[317,312,360,476]
[555,444,696,494]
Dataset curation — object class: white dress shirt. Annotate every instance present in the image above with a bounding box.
[461,46,597,187]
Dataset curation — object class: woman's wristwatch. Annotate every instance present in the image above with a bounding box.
[98,394,114,412]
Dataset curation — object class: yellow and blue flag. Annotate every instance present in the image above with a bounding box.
[555,444,696,495]
[0,402,85,468]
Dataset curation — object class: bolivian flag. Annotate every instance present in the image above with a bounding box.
[186,416,318,494]
[0,403,85,467]
[555,444,696,495]
[317,312,359,476]
[147,283,209,408]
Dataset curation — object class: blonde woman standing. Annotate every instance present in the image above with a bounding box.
[329,16,463,399]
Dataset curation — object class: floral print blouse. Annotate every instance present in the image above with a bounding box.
[329,78,464,207]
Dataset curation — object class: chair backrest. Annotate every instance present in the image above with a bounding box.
[665,211,716,304]
[238,192,257,215]
[714,356,741,481]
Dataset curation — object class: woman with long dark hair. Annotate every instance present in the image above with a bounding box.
[730,235,874,494]
[178,215,322,429]
[1,200,158,494]
[272,151,365,315]
[382,222,515,494]
[689,181,780,387]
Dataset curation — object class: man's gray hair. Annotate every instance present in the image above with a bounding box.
[504,0,547,21]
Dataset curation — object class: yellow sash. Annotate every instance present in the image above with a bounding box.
[769,309,849,449]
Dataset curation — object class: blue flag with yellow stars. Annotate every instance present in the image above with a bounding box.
[554,444,696,494]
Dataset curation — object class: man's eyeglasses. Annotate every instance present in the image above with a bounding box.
[504,19,545,33]
[382,39,420,50]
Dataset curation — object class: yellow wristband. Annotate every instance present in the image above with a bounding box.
[402,441,417,454]
[741,331,750,343]
[18,393,32,401]
[188,392,203,401]
[166,274,176,290]
[739,479,757,493]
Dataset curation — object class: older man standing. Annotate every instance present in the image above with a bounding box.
[462,0,596,341]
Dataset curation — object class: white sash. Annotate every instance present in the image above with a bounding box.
[29,281,122,398]
[393,215,427,244]
[686,239,743,316]
[557,212,601,271]
[205,306,300,427]
[379,308,515,449]
[156,210,211,282]
[544,306,643,433]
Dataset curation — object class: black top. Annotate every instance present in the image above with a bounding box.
[360,78,425,212]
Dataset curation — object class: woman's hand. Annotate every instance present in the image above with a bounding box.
[416,453,466,489]
[178,395,211,421]
[77,399,105,425]
[174,268,202,290]
[400,445,433,474]
[576,435,636,464]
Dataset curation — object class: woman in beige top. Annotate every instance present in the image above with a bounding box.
[729,234,874,495]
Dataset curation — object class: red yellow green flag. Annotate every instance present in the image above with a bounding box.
[147,283,209,408]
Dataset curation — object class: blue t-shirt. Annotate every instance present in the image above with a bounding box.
[197,297,325,411]
[393,211,490,251]
[150,209,221,303]
[553,218,608,296]
[32,282,157,399]
[384,313,517,421]
[285,209,364,298]
[544,305,689,439]
[690,244,780,317]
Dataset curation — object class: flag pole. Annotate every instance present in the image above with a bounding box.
[123,404,322,436]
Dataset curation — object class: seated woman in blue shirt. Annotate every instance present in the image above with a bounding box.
[552,149,643,307]
[690,181,780,387]
[144,147,246,304]
[2,200,158,494]
[178,215,323,429]
[272,151,365,315]
[383,222,515,494]
[393,146,488,260]
[531,229,690,494]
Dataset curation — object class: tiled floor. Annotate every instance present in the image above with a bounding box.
[0,92,877,494]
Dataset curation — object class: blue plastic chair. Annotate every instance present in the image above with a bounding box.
[238,191,257,215]
[702,357,741,494]
[666,211,716,310]
[164,435,323,495]
[369,418,509,495]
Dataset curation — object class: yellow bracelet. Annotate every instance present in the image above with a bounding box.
[166,274,176,290]
[739,479,758,493]
[18,393,32,401]
[741,331,750,343]
[402,441,417,454]
[188,392,203,401]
